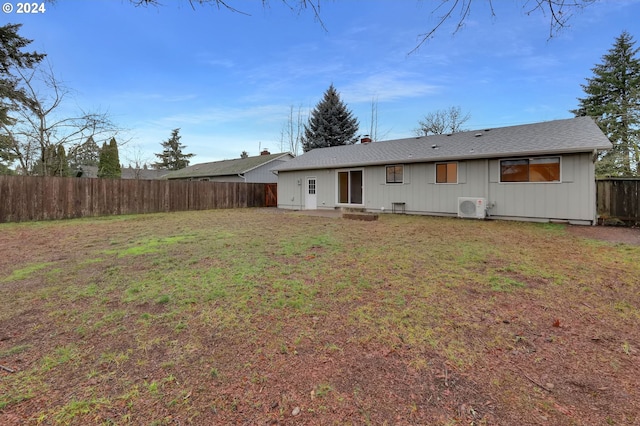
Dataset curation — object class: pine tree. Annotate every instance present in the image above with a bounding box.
[572,31,640,177]
[98,138,121,178]
[0,134,16,174]
[153,128,194,170]
[71,136,101,169]
[1,24,45,171]
[54,145,69,177]
[302,84,359,152]
[0,24,46,127]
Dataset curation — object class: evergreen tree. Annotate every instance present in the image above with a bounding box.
[572,31,640,177]
[0,134,17,174]
[302,84,359,152]
[98,138,121,178]
[0,23,46,127]
[0,24,45,171]
[153,128,194,170]
[54,145,70,177]
[70,136,101,169]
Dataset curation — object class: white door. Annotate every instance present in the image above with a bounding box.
[305,177,317,210]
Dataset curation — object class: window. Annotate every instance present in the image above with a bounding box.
[500,157,560,182]
[436,162,457,183]
[386,165,403,183]
[338,170,363,204]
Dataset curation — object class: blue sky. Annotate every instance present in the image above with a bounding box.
[4,0,640,165]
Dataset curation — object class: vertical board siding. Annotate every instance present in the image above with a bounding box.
[597,179,640,225]
[0,176,271,223]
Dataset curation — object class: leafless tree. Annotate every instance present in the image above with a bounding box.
[1,64,120,175]
[414,106,471,136]
[123,143,154,179]
[366,96,391,142]
[279,104,305,156]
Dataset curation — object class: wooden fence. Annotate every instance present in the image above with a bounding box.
[0,175,272,223]
[596,178,640,225]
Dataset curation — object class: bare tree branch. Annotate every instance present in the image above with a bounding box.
[411,0,596,54]
[6,64,121,175]
[414,106,471,136]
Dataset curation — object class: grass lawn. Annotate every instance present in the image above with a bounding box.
[0,208,639,425]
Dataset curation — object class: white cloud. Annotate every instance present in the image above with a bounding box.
[341,71,441,103]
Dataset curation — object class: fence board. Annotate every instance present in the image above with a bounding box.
[0,176,273,223]
[597,179,640,225]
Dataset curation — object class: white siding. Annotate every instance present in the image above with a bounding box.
[277,169,335,210]
[278,152,597,223]
[487,152,595,223]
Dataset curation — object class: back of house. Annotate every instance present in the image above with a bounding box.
[273,117,612,225]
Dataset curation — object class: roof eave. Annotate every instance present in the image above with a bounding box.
[275,145,612,172]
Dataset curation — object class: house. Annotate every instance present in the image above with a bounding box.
[272,117,612,225]
[164,150,293,183]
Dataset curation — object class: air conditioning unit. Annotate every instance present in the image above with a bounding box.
[458,197,486,219]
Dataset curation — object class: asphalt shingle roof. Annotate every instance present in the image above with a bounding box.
[166,153,290,179]
[273,117,612,172]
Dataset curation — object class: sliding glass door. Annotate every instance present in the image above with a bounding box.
[337,170,363,205]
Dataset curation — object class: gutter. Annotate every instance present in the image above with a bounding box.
[275,147,612,173]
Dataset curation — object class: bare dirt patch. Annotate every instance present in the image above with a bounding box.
[567,224,640,245]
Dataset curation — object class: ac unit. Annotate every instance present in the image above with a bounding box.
[458,197,486,219]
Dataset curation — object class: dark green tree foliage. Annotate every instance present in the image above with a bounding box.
[0,134,16,174]
[0,23,46,126]
[573,31,640,177]
[302,84,359,152]
[54,145,69,177]
[98,138,121,178]
[0,24,45,172]
[70,136,101,169]
[153,128,194,170]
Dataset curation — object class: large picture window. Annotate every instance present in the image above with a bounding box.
[386,165,403,184]
[436,162,457,183]
[338,170,363,204]
[500,157,560,182]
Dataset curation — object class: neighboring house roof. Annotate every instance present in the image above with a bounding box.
[165,153,292,180]
[75,166,167,179]
[121,167,168,180]
[273,117,612,172]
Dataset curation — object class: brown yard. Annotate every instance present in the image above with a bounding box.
[1,209,639,425]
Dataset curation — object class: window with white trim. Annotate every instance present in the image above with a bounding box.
[386,165,404,184]
[500,157,560,182]
[436,162,457,183]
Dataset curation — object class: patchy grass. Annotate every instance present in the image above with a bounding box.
[0,209,639,425]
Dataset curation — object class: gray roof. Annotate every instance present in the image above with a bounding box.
[273,117,612,172]
[165,153,292,179]
[76,166,168,179]
[121,167,168,180]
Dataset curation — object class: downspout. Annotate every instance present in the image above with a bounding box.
[592,149,598,225]
[237,173,246,182]
[300,176,304,210]
[485,159,492,217]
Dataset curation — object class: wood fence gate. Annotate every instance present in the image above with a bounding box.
[265,183,277,207]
